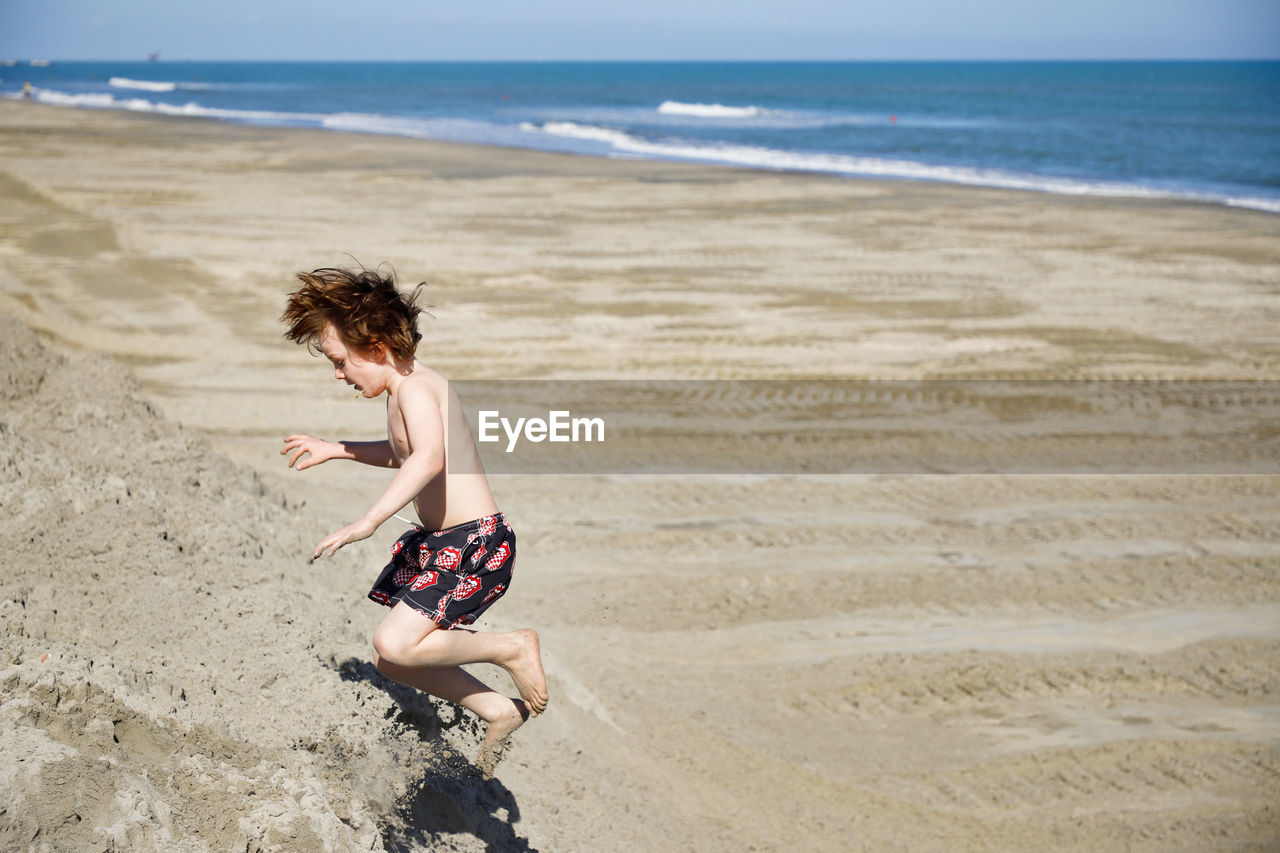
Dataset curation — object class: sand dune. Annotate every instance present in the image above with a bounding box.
[0,317,533,850]
[1,100,1278,851]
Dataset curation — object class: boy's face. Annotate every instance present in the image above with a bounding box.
[318,325,388,398]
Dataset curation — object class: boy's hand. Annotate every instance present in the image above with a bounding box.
[282,435,340,471]
[310,518,378,563]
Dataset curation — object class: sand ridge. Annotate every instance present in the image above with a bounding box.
[0,317,533,851]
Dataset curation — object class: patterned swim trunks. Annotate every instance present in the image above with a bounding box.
[367,512,516,629]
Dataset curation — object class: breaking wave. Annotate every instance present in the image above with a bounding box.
[521,121,1280,213]
[110,77,176,92]
[657,101,766,118]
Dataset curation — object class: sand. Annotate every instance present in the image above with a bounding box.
[1,98,1278,851]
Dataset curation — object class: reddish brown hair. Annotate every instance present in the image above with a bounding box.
[281,266,425,361]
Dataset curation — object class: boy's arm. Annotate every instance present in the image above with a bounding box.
[310,382,445,561]
[282,436,397,470]
[338,440,398,468]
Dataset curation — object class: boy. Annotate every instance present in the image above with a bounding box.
[279,266,548,777]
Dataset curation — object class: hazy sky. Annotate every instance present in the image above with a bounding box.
[2,0,1278,61]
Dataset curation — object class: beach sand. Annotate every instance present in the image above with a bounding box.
[1,99,1278,851]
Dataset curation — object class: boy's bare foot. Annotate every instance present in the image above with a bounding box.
[501,629,549,716]
[477,697,529,779]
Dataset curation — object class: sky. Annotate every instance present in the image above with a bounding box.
[1,0,1278,61]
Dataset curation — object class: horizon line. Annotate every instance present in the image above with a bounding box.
[8,56,1280,64]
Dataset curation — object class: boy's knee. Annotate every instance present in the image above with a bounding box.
[372,628,411,667]
[372,650,399,678]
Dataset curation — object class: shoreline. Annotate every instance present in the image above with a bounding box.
[3,97,1278,396]
[4,96,1278,208]
[6,89,1279,215]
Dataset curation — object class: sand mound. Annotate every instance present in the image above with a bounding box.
[0,315,530,851]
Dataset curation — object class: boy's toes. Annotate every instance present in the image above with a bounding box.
[518,684,547,716]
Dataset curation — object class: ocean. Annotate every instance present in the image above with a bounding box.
[4,60,1278,212]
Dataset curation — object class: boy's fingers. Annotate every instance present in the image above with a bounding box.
[313,534,342,561]
[310,525,359,562]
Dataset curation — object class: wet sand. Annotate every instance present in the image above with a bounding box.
[1,99,1278,851]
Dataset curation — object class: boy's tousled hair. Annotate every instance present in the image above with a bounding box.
[281,266,425,361]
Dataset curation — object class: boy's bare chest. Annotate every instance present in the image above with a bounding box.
[387,406,411,462]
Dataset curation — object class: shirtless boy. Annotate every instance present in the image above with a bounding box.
[279,266,548,776]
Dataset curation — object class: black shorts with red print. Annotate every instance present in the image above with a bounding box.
[367,512,515,629]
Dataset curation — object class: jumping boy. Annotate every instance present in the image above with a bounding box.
[279,266,548,777]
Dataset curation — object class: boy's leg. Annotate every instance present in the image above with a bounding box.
[372,650,529,777]
[371,651,523,722]
[373,601,549,715]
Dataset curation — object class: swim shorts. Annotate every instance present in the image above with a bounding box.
[367,512,516,629]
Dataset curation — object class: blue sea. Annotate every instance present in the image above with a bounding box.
[4,61,1279,212]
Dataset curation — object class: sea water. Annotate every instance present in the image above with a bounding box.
[4,61,1278,212]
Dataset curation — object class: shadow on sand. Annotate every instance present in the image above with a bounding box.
[329,657,538,853]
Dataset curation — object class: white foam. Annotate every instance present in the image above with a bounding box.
[1224,196,1280,214]
[658,100,765,118]
[522,120,635,146]
[109,77,176,92]
[152,101,324,122]
[34,89,152,110]
[525,121,1280,214]
[108,78,243,93]
[30,87,323,124]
